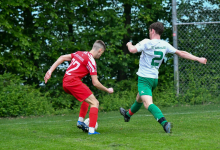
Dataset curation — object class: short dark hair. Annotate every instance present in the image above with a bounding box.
[92,40,106,51]
[149,22,164,35]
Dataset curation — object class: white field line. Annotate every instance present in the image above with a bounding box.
[0,110,219,126]
[105,110,220,118]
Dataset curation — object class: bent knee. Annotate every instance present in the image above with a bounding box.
[136,94,142,102]
[90,99,99,108]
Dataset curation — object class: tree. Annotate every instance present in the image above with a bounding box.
[0,0,173,98]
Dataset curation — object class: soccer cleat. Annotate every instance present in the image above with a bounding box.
[88,131,100,135]
[120,107,130,122]
[77,121,89,132]
[163,122,173,133]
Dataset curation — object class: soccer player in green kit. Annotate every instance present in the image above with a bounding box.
[120,22,207,133]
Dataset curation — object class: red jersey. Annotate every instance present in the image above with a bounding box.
[63,51,97,84]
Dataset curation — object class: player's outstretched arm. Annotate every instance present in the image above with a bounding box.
[44,54,72,83]
[175,50,207,64]
[126,42,138,53]
[91,75,114,94]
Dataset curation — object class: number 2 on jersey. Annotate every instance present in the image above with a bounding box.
[66,58,80,75]
[151,51,163,67]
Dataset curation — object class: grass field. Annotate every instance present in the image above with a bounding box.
[0,104,220,150]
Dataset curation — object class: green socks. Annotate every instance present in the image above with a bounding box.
[126,101,143,117]
[148,104,167,127]
[125,102,167,127]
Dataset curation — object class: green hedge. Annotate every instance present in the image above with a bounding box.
[0,73,54,117]
[100,79,219,110]
[1,73,219,117]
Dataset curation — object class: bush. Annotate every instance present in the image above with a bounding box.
[153,83,219,107]
[99,80,138,111]
[153,85,178,107]
[98,77,220,111]
[1,72,219,117]
[0,73,54,117]
[49,93,82,114]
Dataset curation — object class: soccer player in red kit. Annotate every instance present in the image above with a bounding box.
[44,40,114,135]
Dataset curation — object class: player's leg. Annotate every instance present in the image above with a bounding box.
[120,93,143,122]
[63,81,93,133]
[152,78,172,133]
[78,101,90,122]
[140,77,172,133]
[76,101,90,130]
[84,94,100,135]
[141,95,172,133]
[127,93,143,117]
[141,95,166,125]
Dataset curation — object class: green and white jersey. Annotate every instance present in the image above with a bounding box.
[135,39,176,79]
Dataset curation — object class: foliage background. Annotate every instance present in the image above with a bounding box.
[0,0,219,117]
[176,0,220,97]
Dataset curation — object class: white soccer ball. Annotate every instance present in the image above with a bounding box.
[84,118,98,130]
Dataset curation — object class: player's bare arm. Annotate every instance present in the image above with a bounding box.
[44,54,72,83]
[175,50,207,64]
[91,75,114,94]
[126,42,138,53]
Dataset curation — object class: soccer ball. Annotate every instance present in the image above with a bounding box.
[84,118,98,130]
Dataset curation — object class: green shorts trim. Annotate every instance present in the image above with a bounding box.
[138,76,158,96]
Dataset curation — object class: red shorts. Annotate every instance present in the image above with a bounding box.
[63,79,92,102]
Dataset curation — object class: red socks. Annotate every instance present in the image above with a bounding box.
[89,107,98,128]
[128,109,134,116]
[79,101,89,118]
[79,101,98,128]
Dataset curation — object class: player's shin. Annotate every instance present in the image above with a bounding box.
[78,101,89,122]
[89,107,98,133]
[126,100,143,117]
[148,104,167,126]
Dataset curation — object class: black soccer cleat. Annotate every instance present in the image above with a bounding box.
[120,107,130,122]
[163,122,173,133]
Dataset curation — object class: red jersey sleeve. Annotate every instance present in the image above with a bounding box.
[86,53,97,76]
[71,53,75,59]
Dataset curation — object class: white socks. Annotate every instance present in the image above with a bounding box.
[78,117,84,122]
[89,127,95,133]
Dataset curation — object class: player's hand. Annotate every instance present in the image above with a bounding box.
[198,57,207,64]
[44,70,52,84]
[107,88,114,94]
[126,42,132,47]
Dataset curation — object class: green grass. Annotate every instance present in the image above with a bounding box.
[0,104,220,150]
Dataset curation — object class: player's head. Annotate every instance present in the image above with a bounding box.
[149,22,164,39]
[92,40,106,59]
